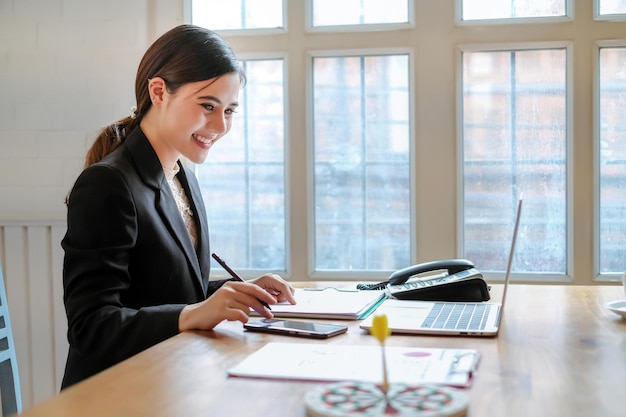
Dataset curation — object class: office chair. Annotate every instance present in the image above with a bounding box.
[0,262,22,415]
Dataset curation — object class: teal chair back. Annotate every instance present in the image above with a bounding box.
[0,262,21,415]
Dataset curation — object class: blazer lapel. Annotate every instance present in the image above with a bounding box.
[157,179,208,293]
[176,166,211,291]
[124,129,207,295]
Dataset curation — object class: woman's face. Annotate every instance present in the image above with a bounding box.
[147,72,241,167]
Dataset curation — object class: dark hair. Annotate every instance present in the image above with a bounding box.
[84,24,245,167]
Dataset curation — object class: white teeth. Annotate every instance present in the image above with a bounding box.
[192,133,215,144]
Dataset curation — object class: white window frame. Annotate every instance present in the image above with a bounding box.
[192,52,291,278]
[456,41,574,283]
[305,47,417,280]
[593,39,626,281]
[183,0,288,36]
[594,0,626,21]
[304,0,415,33]
[455,0,574,25]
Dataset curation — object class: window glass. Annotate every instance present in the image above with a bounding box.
[598,0,626,15]
[599,46,626,273]
[184,1,621,283]
[312,54,411,271]
[462,48,567,273]
[197,59,286,270]
[312,0,409,27]
[191,0,283,30]
[462,0,566,20]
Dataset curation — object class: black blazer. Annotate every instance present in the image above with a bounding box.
[61,128,228,389]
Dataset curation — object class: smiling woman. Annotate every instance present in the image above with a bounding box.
[83,25,246,168]
[60,24,296,390]
[139,74,241,167]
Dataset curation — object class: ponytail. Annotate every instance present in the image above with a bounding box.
[84,115,139,168]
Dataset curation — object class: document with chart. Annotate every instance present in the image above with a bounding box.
[228,342,480,387]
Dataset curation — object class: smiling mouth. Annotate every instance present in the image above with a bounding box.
[192,133,217,145]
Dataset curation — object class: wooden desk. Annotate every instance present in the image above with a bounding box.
[19,285,626,417]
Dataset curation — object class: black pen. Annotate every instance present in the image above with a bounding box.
[211,253,272,310]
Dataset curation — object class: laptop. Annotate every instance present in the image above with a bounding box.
[360,198,522,337]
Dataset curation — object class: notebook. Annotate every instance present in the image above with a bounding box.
[251,287,387,320]
[360,198,522,336]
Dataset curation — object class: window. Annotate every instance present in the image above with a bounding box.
[197,59,286,270]
[462,46,568,274]
[460,0,567,21]
[311,0,410,27]
[191,0,283,30]
[188,0,626,284]
[596,0,626,17]
[312,53,411,271]
[598,44,626,273]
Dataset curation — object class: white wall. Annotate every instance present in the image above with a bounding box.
[0,0,184,409]
[0,0,185,220]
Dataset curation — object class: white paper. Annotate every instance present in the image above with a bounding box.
[228,342,479,387]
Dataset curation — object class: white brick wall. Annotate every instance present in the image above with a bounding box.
[0,0,184,409]
[0,0,184,220]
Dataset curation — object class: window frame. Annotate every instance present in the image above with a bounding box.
[593,39,626,281]
[455,0,574,25]
[193,52,292,278]
[305,47,417,280]
[456,40,575,283]
[184,0,288,36]
[304,0,415,32]
[594,0,626,20]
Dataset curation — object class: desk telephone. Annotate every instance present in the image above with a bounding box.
[357,259,490,302]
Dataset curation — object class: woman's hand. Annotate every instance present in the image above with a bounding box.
[178,274,296,332]
[248,273,297,305]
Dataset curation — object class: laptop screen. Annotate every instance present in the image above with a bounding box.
[499,198,523,310]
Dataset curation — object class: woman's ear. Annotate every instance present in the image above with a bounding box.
[147,77,166,105]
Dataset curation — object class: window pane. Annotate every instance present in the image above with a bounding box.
[191,0,283,30]
[312,0,409,26]
[463,49,567,273]
[599,47,626,273]
[313,54,411,271]
[197,60,285,270]
[462,0,566,20]
[599,0,626,15]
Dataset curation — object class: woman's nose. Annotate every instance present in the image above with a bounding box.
[208,113,228,135]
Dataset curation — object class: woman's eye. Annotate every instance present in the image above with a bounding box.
[225,108,238,116]
[202,103,215,111]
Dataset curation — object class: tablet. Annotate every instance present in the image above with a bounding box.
[244,319,348,339]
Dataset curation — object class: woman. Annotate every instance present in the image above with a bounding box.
[61,24,296,389]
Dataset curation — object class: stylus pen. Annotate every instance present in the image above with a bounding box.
[211,253,272,310]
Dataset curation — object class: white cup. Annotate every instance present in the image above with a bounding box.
[622,273,626,299]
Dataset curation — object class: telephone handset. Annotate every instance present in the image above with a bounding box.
[358,259,490,302]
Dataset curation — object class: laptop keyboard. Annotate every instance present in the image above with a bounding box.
[422,303,492,331]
